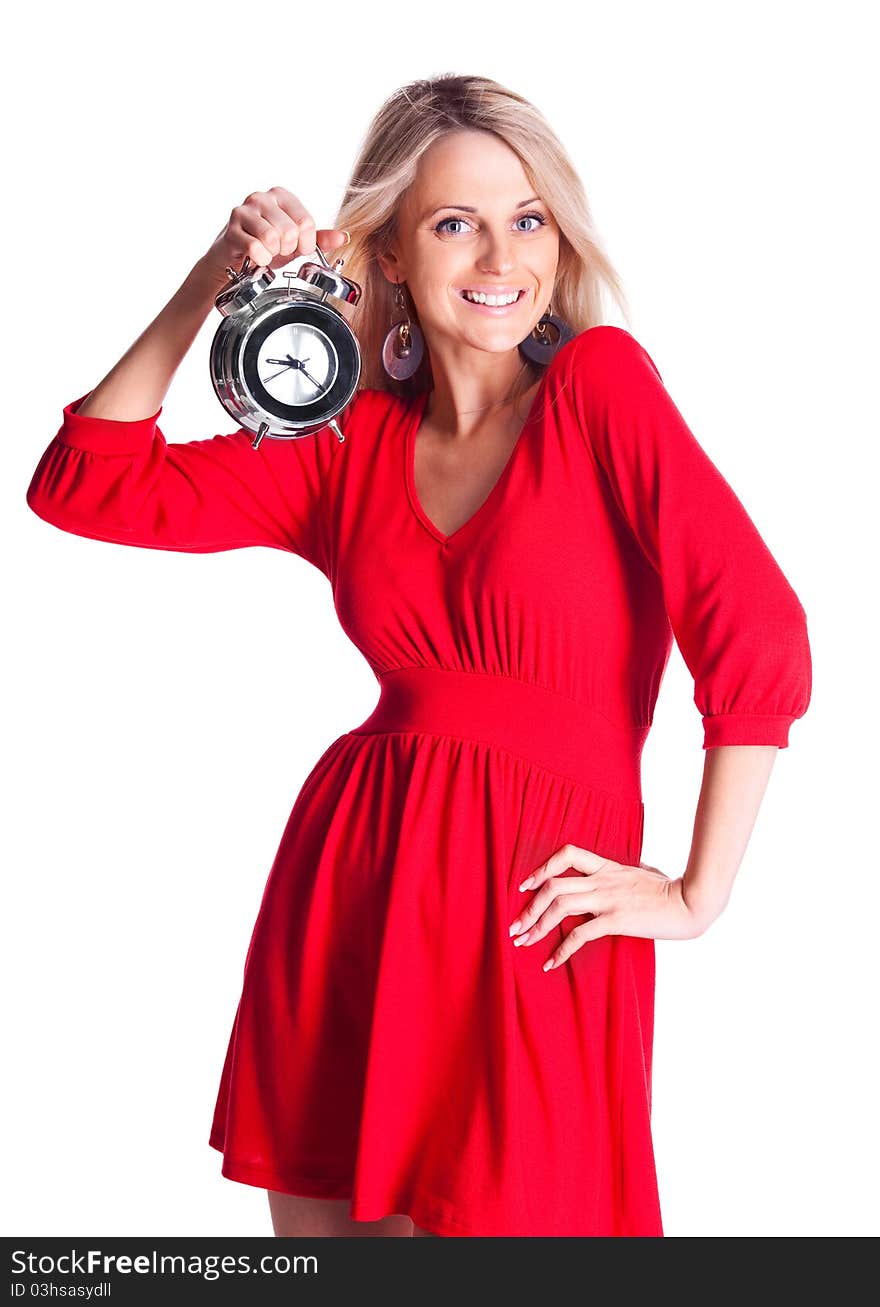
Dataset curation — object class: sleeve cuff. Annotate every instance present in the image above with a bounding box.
[702,713,796,749]
[56,392,163,456]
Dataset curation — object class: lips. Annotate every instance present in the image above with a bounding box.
[459,288,526,305]
[458,289,529,317]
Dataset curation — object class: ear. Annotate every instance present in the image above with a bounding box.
[376,248,405,284]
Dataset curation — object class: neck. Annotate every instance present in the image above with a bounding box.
[421,342,538,440]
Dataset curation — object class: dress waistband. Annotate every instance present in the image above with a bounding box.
[348,667,647,803]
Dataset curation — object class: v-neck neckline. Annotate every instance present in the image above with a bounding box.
[404,371,551,547]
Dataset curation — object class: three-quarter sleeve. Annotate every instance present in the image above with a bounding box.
[565,326,812,749]
[25,392,343,573]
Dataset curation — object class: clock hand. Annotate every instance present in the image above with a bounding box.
[300,366,324,390]
[263,354,314,385]
[262,356,322,390]
[265,357,312,373]
[282,354,324,391]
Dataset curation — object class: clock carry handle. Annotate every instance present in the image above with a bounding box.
[229,241,342,282]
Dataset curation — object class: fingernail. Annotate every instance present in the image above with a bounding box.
[519,876,533,892]
[543,959,555,972]
[508,920,521,937]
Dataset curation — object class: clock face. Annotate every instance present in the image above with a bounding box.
[256,321,339,406]
[239,301,360,428]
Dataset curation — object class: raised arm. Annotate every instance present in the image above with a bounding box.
[25,188,352,570]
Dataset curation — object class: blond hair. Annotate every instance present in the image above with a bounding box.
[332,73,631,407]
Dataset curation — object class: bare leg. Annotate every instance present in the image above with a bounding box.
[268,1190,414,1237]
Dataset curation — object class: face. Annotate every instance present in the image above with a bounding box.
[378,129,560,359]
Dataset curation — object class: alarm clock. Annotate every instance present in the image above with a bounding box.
[210,244,363,450]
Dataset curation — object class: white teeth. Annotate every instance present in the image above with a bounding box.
[461,289,522,306]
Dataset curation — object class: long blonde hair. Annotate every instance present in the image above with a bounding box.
[332,73,631,407]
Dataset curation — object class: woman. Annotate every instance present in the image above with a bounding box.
[25,74,812,1238]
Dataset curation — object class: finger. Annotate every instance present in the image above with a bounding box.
[267,188,350,257]
[237,190,303,265]
[509,876,600,938]
[279,209,314,255]
[237,203,285,268]
[543,916,612,972]
[514,896,608,947]
[268,187,314,227]
[271,205,306,258]
[315,227,351,253]
[518,843,612,894]
[262,194,311,263]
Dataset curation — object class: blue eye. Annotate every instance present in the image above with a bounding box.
[435,216,470,235]
[516,213,547,232]
[434,211,547,235]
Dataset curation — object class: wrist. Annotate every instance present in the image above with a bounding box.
[184,255,232,306]
[675,875,725,934]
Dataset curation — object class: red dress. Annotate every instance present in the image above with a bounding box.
[26,326,812,1237]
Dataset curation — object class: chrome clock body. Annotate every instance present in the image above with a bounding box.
[210,247,362,450]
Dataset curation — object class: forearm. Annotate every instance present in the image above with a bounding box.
[679,745,779,930]
[75,257,229,422]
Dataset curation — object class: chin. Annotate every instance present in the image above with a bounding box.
[472,329,525,352]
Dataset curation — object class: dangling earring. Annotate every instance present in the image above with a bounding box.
[381,281,425,381]
[518,299,575,365]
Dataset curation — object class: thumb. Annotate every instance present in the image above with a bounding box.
[314,228,351,255]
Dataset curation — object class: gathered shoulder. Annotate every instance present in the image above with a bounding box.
[557,325,664,385]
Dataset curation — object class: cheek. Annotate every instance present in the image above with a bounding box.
[545,250,561,283]
[418,276,464,316]
[418,243,469,281]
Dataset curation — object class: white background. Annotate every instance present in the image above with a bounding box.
[3,0,876,1238]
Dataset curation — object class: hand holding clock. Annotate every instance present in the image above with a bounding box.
[198,187,350,290]
[205,188,362,444]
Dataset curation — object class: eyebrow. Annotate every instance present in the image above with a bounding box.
[423,196,542,219]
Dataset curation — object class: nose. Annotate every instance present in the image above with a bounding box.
[476,227,516,275]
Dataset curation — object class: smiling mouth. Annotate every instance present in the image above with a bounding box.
[458,288,528,308]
